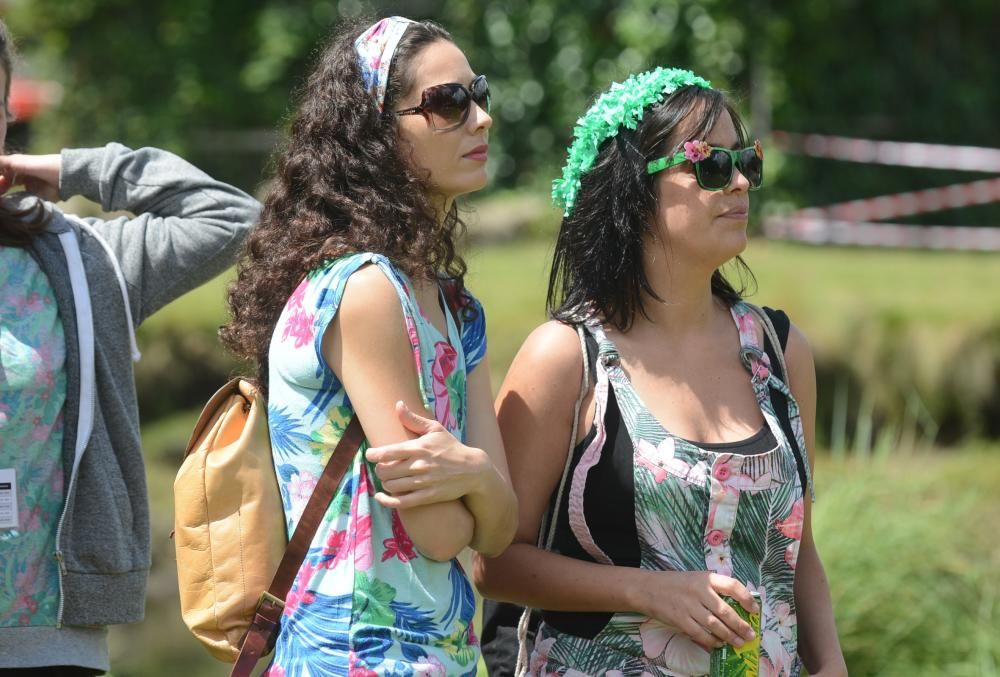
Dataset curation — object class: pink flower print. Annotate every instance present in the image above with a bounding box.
[735,310,756,340]
[751,353,771,382]
[279,279,314,347]
[288,470,319,518]
[14,564,38,593]
[263,665,286,677]
[30,420,52,442]
[350,513,373,571]
[738,468,775,493]
[760,627,793,677]
[23,505,44,530]
[467,620,479,646]
[528,636,556,676]
[281,308,314,348]
[635,437,694,483]
[284,563,318,615]
[759,655,779,677]
[705,547,733,576]
[683,140,713,163]
[357,462,374,497]
[784,540,800,569]
[772,600,796,642]
[713,462,732,482]
[0,402,10,427]
[25,292,43,313]
[287,278,309,310]
[382,509,417,562]
[638,618,710,673]
[405,316,420,350]
[706,529,726,547]
[431,341,458,428]
[412,655,447,676]
[320,528,348,569]
[349,651,379,677]
[776,498,804,541]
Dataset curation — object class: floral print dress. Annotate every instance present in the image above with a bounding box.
[0,248,67,627]
[264,253,486,676]
[528,302,813,677]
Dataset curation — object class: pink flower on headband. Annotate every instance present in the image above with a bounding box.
[683,140,712,163]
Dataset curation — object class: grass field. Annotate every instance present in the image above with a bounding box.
[144,238,1000,392]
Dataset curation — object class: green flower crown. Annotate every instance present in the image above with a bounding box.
[552,66,711,216]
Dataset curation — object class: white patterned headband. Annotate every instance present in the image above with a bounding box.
[354,16,416,111]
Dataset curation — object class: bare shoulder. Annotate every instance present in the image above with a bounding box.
[784,321,815,373]
[784,320,816,401]
[337,263,404,334]
[507,320,586,385]
[497,319,588,429]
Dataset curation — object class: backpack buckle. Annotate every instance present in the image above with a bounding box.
[740,345,771,383]
[256,591,285,612]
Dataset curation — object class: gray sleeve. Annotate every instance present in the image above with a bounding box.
[59,142,261,323]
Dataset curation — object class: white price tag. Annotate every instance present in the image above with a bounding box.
[0,468,19,529]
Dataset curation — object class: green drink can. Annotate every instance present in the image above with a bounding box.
[709,591,761,677]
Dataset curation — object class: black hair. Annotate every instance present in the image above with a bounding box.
[547,85,756,331]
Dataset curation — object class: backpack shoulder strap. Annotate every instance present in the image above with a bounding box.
[232,414,365,675]
[744,304,808,495]
[761,306,790,381]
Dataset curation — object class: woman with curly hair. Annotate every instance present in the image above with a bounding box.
[221,16,517,675]
[475,68,847,676]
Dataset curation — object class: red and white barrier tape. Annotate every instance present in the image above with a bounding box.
[763,216,1000,251]
[766,132,1000,250]
[796,177,1000,223]
[772,131,1000,173]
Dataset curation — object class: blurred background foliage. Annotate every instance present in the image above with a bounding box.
[2,0,998,674]
[7,0,1000,224]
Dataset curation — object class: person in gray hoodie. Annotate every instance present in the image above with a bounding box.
[0,21,260,675]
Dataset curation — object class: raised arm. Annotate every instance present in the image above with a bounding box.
[785,324,848,676]
[57,143,259,321]
[474,321,757,651]
[323,264,474,562]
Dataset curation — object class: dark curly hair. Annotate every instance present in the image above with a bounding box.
[221,18,469,391]
[548,85,756,331]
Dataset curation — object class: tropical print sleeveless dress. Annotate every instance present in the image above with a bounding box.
[528,302,814,677]
[265,253,486,676]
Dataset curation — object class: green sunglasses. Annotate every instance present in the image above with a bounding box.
[647,139,764,191]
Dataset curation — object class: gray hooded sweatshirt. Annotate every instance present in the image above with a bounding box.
[0,143,259,668]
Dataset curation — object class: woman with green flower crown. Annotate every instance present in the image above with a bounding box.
[474,68,848,676]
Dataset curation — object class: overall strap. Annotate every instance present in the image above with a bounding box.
[741,303,815,500]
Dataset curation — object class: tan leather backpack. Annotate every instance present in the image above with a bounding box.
[173,378,362,675]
